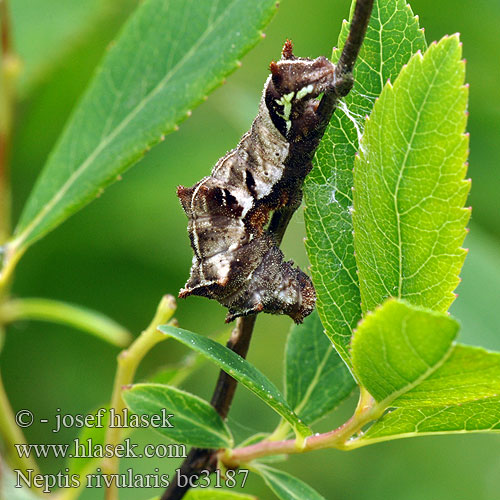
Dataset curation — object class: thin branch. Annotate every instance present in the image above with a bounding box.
[162,2,374,497]
[210,314,257,417]
[162,204,293,500]
[0,0,37,482]
[266,192,302,246]
[159,317,254,500]
[161,316,256,500]
[221,388,377,466]
[0,297,132,347]
[336,0,374,78]
[317,0,374,122]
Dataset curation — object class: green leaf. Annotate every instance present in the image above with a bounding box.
[353,35,470,314]
[351,299,459,403]
[147,366,182,385]
[147,352,201,387]
[122,383,233,449]
[351,341,500,445]
[147,329,230,386]
[285,310,355,425]
[394,345,500,407]
[358,396,500,445]
[303,0,426,367]
[160,325,311,438]
[253,464,326,500]
[9,0,278,258]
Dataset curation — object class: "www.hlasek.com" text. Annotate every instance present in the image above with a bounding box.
[15,438,186,459]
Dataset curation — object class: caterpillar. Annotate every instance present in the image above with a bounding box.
[177,40,353,324]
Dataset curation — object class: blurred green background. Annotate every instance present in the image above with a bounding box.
[2,0,500,498]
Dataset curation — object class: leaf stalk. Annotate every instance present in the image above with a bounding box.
[222,388,380,466]
[0,298,132,347]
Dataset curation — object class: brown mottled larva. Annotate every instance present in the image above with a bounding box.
[178,41,348,323]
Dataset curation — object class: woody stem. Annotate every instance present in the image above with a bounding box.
[317,0,374,123]
[336,0,374,77]
[161,205,295,500]
[162,2,374,497]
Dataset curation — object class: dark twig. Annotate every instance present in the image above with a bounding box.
[210,314,257,417]
[336,0,374,78]
[161,315,257,500]
[162,1,373,498]
[317,0,374,122]
[162,210,289,500]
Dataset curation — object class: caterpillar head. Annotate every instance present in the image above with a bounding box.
[265,40,336,137]
[269,40,336,100]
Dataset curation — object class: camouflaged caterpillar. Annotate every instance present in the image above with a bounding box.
[178,40,353,324]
